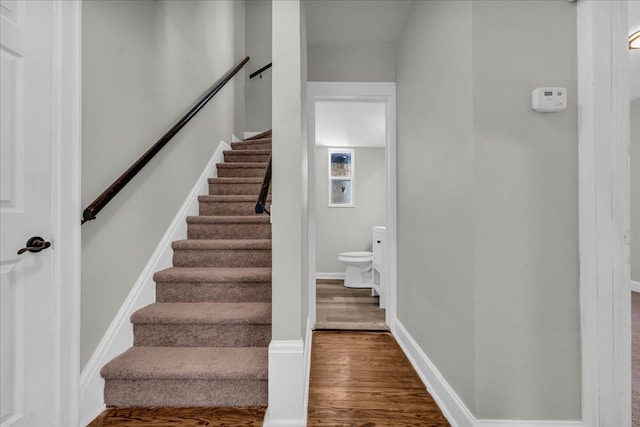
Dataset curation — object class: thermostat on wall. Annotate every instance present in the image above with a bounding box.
[531,87,567,113]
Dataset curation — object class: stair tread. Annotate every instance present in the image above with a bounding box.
[132,302,271,324]
[235,138,271,144]
[223,150,271,155]
[198,195,270,202]
[154,267,271,283]
[186,215,270,224]
[101,346,268,380]
[217,162,267,168]
[172,239,271,250]
[208,177,263,184]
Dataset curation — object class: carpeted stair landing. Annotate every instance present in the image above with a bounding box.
[100,133,272,408]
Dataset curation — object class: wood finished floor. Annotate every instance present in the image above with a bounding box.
[315,279,387,330]
[307,331,450,426]
[87,407,266,426]
[88,332,449,426]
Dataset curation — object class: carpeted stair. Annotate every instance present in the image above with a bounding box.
[100,132,272,408]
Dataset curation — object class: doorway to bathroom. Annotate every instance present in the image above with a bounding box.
[306,82,397,332]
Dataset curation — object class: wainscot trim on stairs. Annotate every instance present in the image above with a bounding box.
[393,320,584,427]
[631,280,640,294]
[315,272,346,280]
[263,338,306,427]
[79,141,230,426]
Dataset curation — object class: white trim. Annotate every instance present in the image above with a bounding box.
[306,82,397,333]
[476,422,583,427]
[393,320,584,427]
[301,317,313,427]
[263,340,305,427]
[51,1,82,425]
[79,141,229,426]
[631,280,640,294]
[315,272,345,280]
[577,2,631,427]
[394,320,475,427]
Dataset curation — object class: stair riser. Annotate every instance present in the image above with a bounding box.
[199,201,270,216]
[173,249,271,268]
[230,142,272,151]
[155,282,271,303]
[224,153,271,163]
[209,182,263,195]
[133,324,271,347]
[187,223,271,240]
[104,379,268,407]
[217,167,266,178]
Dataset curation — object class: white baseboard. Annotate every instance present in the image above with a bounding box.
[393,320,583,427]
[476,421,583,427]
[232,134,241,142]
[79,141,230,426]
[631,280,640,293]
[263,339,305,427]
[394,320,475,427]
[315,272,345,280]
[301,317,313,426]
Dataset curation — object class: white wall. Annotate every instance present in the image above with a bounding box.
[632,98,640,282]
[81,0,243,368]
[396,0,579,420]
[316,147,385,273]
[308,44,395,82]
[245,0,272,132]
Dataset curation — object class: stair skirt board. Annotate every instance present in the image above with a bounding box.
[79,140,233,425]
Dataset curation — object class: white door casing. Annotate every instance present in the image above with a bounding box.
[306,82,397,331]
[1,0,82,426]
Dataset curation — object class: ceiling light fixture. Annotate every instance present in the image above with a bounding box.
[631,30,640,50]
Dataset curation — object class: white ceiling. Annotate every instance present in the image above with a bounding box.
[305,0,414,46]
[315,100,386,148]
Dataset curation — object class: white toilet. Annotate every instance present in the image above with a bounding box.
[338,251,373,288]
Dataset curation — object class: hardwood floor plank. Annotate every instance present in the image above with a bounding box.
[307,331,451,426]
[87,407,266,426]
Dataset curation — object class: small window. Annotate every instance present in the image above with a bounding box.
[328,149,354,207]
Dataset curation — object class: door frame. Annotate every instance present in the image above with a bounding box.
[577,1,631,426]
[49,1,82,425]
[306,82,397,331]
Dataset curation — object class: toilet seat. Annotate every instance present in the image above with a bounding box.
[338,251,372,263]
[339,251,372,258]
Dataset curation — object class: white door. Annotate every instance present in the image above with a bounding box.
[1,1,57,426]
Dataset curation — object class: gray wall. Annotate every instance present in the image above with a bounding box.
[245,0,272,132]
[316,147,386,273]
[396,0,579,420]
[396,0,476,411]
[272,0,307,340]
[472,1,579,419]
[308,44,395,82]
[81,0,244,368]
[632,98,640,282]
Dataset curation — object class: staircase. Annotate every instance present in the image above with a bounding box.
[100,132,272,408]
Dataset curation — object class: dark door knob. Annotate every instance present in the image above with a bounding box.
[17,236,51,255]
